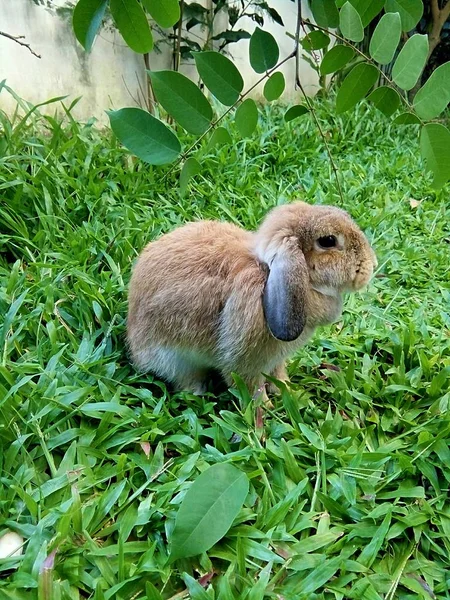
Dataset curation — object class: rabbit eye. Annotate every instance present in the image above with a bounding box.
[317,235,337,249]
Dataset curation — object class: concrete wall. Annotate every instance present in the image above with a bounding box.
[0,0,321,124]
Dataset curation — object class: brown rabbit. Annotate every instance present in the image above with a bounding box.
[127,202,377,403]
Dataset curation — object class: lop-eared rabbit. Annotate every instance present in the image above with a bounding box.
[127,202,377,404]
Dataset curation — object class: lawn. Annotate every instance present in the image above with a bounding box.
[1,95,450,600]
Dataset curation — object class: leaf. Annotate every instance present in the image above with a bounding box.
[194,52,244,106]
[263,72,285,101]
[367,86,401,116]
[249,27,279,73]
[180,157,201,196]
[149,71,213,134]
[181,574,210,600]
[302,31,330,51]
[310,0,340,28]
[358,511,392,567]
[336,62,378,114]
[142,0,180,28]
[392,34,428,91]
[145,582,163,600]
[206,126,232,152]
[393,112,421,125]
[110,0,153,54]
[235,99,258,137]
[212,29,251,45]
[369,12,402,65]
[339,2,364,43]
[348,0,384,27]
[72,0,107,51]
[421,124,450,189]
[247,563,272,600]
[267,6,284,26]
[384,0,424,31]
[413,63,450,120]
[291,556,342,594]
[169,463,249,561]
[284,105,309,121]
[107,108,181,165]
[320,45,355,75]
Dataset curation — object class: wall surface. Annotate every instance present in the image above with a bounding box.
[0,0,321,124]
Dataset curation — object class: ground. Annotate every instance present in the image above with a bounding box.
[0,100,449,599]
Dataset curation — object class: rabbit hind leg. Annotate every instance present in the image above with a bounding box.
[132,344,210,395]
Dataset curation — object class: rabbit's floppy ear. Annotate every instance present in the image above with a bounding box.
[262,238,308,342]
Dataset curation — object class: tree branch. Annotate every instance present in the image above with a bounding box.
[440,0,450,24]
[0,31,41,58]
[430,0,440,22]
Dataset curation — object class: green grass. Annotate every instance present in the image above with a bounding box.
[1,92,450,600]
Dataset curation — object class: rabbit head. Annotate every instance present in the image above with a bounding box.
[254,202,377,342]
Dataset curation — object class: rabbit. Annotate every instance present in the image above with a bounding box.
[127,201,377,404]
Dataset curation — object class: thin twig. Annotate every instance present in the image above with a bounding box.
[0,31,41,58]
[294,0,302,88]
[296,76,345,203]
[174,0,184,72]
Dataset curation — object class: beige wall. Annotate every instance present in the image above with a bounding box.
[0,0,321,124]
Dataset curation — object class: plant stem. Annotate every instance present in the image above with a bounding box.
[174,0,184,72]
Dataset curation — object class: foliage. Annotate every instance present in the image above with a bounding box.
[69,0,450,190]
[1,94,450,598]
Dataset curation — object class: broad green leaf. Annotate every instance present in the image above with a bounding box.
[336,63,378,114]
[206,126,232,152]
[393,112,421,125]
[384,0,423,31]
[392,34,428,91]
[414,63,450,120]
[180,157,201,196]
[107,108,181,165]
[110,0,153,54]
[302,31,330,51]
[311,0,339,28]
[339,2,364,42]
[142,0,180,28]
[284,105,309,121]
[367,86,401,116]
[249,27,279,73]
[235,99,258,137]
[149,71,213,134]
[348,0,384,27]
[263,72,285,101]
[72,0,107,51]
[169,463,249,561]
[369,12,402,64]
[194,52,244,106]
[420,123,450,189]
[320,45,355,75]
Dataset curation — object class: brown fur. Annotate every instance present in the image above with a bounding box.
[127,202,376,402]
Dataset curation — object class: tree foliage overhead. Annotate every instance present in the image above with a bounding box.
[71,0,450,190]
